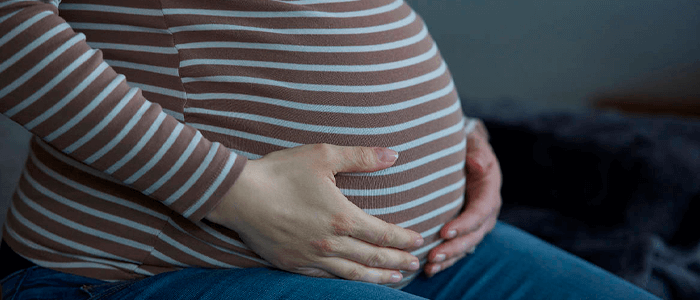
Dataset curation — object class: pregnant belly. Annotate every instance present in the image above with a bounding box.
[172,0,468,280]
[183,67,468,270]
[13,0,470,285]
[185,90,467,287]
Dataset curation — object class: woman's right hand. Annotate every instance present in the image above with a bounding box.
[205,144,424,284]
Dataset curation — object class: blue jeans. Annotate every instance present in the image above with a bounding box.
[1,222,660,300]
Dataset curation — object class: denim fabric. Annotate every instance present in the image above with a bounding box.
[1,222,661,300]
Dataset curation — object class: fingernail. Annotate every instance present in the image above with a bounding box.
[375,148,398,163]
[409,261,419,270]
[434,253,446,262]
[413,237,424,247]
[390,272,402,282]
[446,230,457,239]
[431,265,441,274]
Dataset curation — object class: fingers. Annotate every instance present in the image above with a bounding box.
[295,267,340,280]
[324,144,399,174]
[417,121,501,277]
[434,215,496,264]
[444,131,502,240]
[333,237,420,272]
[440,187,500,240]
[319,257,405,284]
[348,209,424,250]
[431,226,485,264]
[425,214,497,276]
[425,253,466,278]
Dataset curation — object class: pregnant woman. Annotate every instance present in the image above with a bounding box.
[0,0,659,299]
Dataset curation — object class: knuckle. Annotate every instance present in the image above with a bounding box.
[346,267,364,281]
[354,147,376,169]
[466,218,486,233]
[367,252,388,268]
[377,229,395,247]
[310,239,337,255]
[476,151,490,167]
[314,143,335,160]
[310,144,337,170]
[330,213,356,236]
[403,253,415,265]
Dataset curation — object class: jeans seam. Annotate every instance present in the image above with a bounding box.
[0,268,27,286]
[1,266,36,300]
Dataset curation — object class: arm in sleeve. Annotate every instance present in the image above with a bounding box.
[0,0,247,222]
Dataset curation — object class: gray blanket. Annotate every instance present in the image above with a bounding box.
[461,98,700,299]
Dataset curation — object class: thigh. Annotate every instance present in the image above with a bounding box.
[2,266,426,300]
[1,266,106,300]
[401,221,661,300]
[103,268,427,300]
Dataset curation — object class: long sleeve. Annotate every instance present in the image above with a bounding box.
[0,0,246,222]
[2,0,479,283]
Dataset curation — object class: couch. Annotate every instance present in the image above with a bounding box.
[460,98,700,300]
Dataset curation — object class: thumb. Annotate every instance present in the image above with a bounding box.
[331,146,398,174]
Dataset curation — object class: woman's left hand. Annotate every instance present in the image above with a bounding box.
[424,120,503,277]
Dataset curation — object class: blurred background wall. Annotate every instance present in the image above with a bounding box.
[0,117,30,238]
[406,0,700,109]
[1,0,699,238]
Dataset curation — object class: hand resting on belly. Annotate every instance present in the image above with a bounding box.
[206,143,425,284]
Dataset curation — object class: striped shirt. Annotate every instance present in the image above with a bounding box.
[0,0,476,288]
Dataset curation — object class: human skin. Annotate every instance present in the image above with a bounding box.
[206,121,503,283]
[206,144,425,284]
[425,120,502,277]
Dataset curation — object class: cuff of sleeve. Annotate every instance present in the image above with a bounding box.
[183,151,248,222]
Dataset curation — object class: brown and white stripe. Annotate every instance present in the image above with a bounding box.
[1,0,477,287]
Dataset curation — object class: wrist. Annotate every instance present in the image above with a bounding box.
[204,160,259,227]
[204,186,234,225]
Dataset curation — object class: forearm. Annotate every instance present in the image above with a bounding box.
[0,0,246,221]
